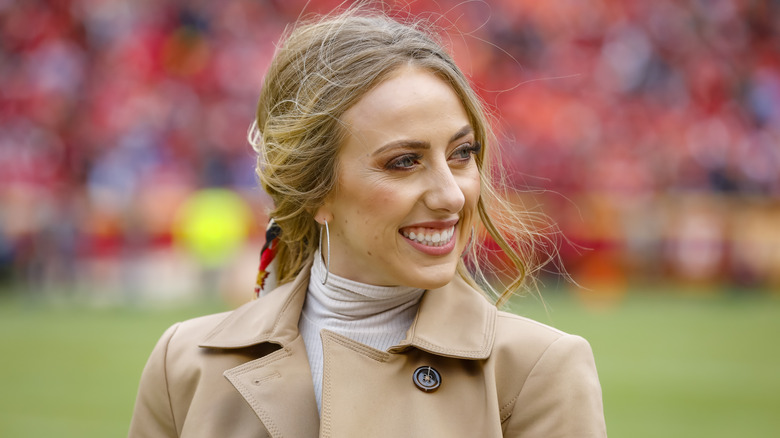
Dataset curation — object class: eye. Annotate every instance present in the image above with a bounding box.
[385,154,421,170]
[449,141,481,162]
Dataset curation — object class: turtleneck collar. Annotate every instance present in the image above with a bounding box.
[305,249,425,328]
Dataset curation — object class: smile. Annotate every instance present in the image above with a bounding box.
[400,226,455,247]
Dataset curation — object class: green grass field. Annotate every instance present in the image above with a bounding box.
[1,289,778,437]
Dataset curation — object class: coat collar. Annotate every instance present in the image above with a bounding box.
[199,259,497,360]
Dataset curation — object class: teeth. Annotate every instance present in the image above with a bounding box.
[401,226,455,247]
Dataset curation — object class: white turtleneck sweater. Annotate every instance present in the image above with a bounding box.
[299,249,425,412]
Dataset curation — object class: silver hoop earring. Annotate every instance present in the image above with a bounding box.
[319,220,330,285]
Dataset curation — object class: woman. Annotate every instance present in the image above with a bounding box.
[129,9,606,438]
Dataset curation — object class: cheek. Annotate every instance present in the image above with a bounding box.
[347,184,404,230]
[461,171,481,206]
[365,182,408,211]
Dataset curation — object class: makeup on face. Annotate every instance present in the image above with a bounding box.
[315,66,481,289]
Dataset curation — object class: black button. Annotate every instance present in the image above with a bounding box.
[413,366,441,392]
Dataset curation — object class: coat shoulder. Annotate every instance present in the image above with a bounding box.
[168,311,234,346]
[145,310,236,390]
[492,309,593,368]
[494,310,568,349]
[491,312,603,436]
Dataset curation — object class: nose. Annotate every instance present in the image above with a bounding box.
[423,163,466,213]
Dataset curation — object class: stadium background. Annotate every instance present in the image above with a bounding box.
[1,0,778,436]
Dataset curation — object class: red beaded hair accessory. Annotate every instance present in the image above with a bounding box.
[255,219,281,298]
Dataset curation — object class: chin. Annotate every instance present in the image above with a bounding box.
[402,265,458,290]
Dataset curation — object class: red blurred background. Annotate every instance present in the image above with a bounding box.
[1,0,778,304]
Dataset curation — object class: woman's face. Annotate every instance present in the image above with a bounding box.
[316,66,481,289]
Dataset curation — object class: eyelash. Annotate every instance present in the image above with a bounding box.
[451,141,482,161]
[384,141,481,171]
[385,154,422,170]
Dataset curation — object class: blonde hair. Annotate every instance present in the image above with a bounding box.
[250,8,554,306]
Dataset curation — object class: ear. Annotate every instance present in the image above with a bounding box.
[314,203,334,225]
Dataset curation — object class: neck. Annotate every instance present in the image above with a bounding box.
[307,248,425,323]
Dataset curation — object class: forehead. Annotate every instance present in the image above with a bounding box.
[340,66,470,149]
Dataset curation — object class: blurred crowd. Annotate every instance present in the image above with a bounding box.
[1,0,778,304]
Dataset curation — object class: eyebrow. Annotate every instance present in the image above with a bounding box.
[372,125,474,156]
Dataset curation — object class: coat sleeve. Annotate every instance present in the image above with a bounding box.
[128,323,182,438]
[503,334,607,437]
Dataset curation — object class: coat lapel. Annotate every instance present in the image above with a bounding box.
[222,336,319,437]
[198,261,319,437]
[389,274,496,359]
[198,265,310,349]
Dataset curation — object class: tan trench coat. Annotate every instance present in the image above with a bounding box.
[129,263,607,437]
